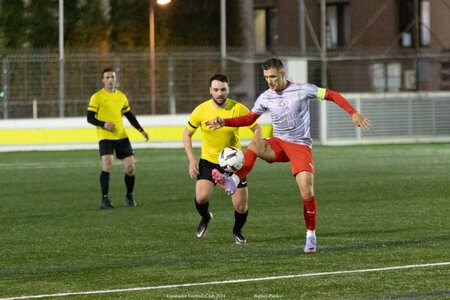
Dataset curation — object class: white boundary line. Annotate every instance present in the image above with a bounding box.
[1,262,449,300]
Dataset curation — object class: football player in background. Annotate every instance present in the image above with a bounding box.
[183,74,262,243]
[206,58,371,253]
[87,68,149,210]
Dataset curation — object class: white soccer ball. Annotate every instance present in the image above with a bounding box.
[218,147,244,173]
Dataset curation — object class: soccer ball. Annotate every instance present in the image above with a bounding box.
[218,147,244,173]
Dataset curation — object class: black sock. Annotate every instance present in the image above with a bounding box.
[125,174,135,195]
[233,210,248,234]
[195,199,210,219]
[100,171,110,200]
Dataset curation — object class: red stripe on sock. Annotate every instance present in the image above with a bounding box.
[303,196,317,230]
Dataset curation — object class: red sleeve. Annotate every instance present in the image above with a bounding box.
[224,111,261,127]
[325,89,357,116]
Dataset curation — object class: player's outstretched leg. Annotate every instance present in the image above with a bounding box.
[212,169,237,195]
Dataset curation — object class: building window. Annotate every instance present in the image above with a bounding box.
[420,0,430,46]
[326,3,350,49]
[370,62,402,92]
[254,8,277,54]
[398,0,431,47]
[255,9,267,54]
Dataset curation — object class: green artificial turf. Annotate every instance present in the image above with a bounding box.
[0,143,448,299]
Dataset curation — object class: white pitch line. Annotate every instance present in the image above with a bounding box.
[1,262,449,300]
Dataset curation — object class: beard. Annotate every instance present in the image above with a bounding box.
[212,96,227,107]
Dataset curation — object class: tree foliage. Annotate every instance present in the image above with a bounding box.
[0,0,243,51]
[26,0,58,48]
[0,0,26,48]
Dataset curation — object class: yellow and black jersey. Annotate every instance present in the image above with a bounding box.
[88,88,131,141]
[186,99,257,164]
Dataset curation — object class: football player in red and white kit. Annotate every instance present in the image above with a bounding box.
[206,58,371,253]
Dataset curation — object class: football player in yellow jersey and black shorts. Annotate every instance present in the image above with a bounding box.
[87,68,149,210]
[183,74,262,243]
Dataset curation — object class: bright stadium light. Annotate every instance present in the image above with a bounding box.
[156,0,171,4]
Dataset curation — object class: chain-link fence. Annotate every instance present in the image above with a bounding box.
[1,48,449,119]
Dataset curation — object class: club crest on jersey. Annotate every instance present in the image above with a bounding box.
[278,99,290,110]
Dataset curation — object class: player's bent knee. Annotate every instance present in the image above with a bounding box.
[102,157,114,172]
[126,166,135,176]
[235,205,248,214]
[232,193,248,213]
[249,140,272,160]
[300,186,314,199]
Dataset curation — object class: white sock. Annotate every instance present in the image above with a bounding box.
[306,230,316,238]
[231,174,240,187]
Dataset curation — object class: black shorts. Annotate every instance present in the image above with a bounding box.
[99,138,134,159]
[197,159,247,188]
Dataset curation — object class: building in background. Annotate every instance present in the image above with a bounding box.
[1,0,450,119]
[251,0,450,92]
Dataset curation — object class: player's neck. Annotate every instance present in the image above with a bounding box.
[104,87,116,93]
[275,80,289,92]
[212,99,227,109]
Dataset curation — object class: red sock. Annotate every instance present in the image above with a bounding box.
[235,149,257,181]
[303,196,317,230]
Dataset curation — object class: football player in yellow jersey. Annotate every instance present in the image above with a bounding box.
[87,68,149,210]
[183,74,262,243]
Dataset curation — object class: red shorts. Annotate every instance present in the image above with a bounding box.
[265,137,314,175]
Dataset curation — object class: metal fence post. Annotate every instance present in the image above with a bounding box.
[2,57,8,119]
[355,94,362,141]
[168,54,176,114]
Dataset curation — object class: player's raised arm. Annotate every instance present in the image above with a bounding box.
[205,116,225,130]
[351,112,371,131]
[206,111,261,130]
[319,88,372,131]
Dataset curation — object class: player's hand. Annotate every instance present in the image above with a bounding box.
[352,112,372,131]
[188,160,199,178]
[205,117,225,131]
[141,130,149,142]
[104,122,115,131]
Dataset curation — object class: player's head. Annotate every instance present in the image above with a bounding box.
[209,74,229,108]
[262,58,286,91]
[102,68,116,92]
[102,68,117,93]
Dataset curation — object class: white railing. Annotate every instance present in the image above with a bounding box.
[320,91,450,145]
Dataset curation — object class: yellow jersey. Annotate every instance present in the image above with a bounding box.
[87,88,131,141]
[187,99,257,164]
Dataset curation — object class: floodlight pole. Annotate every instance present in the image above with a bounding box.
[220,0,226,73]
[59,0,65,118]
[319,0,328,144]
[149,0,156,114]
[299,0,306,56]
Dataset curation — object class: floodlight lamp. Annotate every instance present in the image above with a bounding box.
[156,0,171,5]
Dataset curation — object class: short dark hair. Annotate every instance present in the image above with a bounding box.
[102,68,115,78]
[209,74,228,86]
[262,58,284,71]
